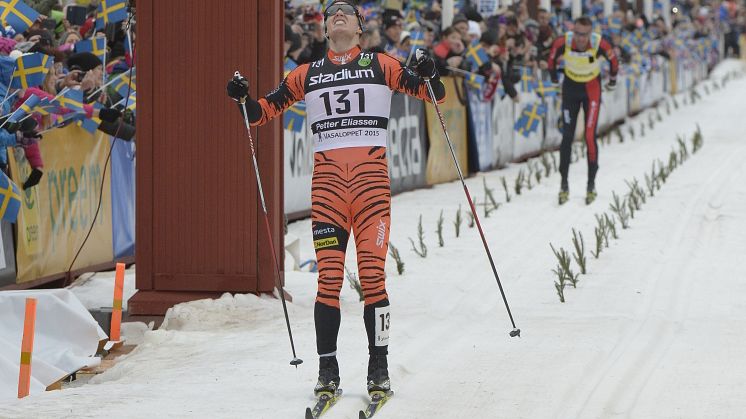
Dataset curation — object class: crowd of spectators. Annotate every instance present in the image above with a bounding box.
[284,0,741,101]
[0,0,135,190]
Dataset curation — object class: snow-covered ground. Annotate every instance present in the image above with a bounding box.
[4,60,746,418]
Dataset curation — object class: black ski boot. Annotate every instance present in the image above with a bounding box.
[559,179,569,205]
[366,354,391,395]
[314,356,340,396]
[586,181,597,205]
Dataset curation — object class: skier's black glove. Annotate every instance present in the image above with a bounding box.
[99,107,122,123]
[414,49,437,79]
[227,74,250,102]
[23,168,43,190]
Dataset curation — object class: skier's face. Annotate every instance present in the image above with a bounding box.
[325,3,360,39]
[573,23,592,49]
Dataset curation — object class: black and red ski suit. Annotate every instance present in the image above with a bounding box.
[548,32,619,190]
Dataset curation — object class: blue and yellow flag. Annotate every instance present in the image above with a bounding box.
[96,0,128,30]
[0,171,21,223]
[77,104,102,134]
[113,68,136,97]
[11,53,53,89]
[284,101,306,133]
[284,57,298,78]
[519,67,535,93]
[75,36,107,62]
[514,103,546,137]
[465,72,485,90]
[535,79,558,98]
[51,111,85,129]
[6,93,40,123]
[57,89,86,113]
[0,0,40,34]
[465,40,490,71]
[77,117,99,134]
[32,97,62,115]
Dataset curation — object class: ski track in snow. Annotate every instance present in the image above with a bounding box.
[4,61,746,418]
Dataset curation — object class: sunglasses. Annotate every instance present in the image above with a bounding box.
[325,3,356,18]
[574,30,591,36]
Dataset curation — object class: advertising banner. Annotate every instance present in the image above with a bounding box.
[283,120,313,217]
[387,93,428,194]
[466,86,494,172]
[425,77,468,185]
[9,125,113,283]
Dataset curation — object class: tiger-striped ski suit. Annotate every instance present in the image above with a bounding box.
[244,45,445,357]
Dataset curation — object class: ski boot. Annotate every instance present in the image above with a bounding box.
[314,356,340,397]
[586,182,597,205]
[366,354,391,396]
[361,354,393,418]
[558,180,569,205]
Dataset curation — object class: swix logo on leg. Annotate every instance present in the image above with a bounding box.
[587,101,598,128]
[309,68,375,86]
[376,219,387,248]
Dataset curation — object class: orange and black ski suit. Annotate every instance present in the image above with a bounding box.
[244,46,445,357]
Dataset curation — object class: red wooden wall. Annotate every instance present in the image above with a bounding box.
[131,0,284,315]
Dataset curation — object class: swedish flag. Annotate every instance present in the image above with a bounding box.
[53,111,85,127]
[75,36,107,62]
[519,67,535,93]
[11,53,54,89]
[465,72,485,90]
[33,97,62,116]
[514,103,546,137]
[77,115,102,134]
[535,80,558,98]
[284,57,298,78]
[113,68,136,97]
[284,101,306,133]
[57,89,86,113]
[465,40,489,71]
[0,0,40,34]
[6,93,40,123]
[0,171,21,223]
[96,0,128,30]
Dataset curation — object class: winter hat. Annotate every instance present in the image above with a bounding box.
[66,52,102,71]
[0,37,16,55]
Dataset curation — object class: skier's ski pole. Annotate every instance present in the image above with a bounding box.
[424,79,521,338]
[234,71,304,365]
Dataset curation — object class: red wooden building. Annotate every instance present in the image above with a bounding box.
[130,0,285,315]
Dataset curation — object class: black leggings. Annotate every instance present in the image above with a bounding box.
[559,77,601,188]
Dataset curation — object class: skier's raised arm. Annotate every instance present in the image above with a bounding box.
[226,64,308,127]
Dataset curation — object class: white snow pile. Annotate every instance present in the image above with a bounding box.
[160,292,280,332]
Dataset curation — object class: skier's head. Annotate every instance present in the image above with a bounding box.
[572,16,593,50]
[324,0,364,42]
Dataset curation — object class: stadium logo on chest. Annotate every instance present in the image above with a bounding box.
[309,68,376,86]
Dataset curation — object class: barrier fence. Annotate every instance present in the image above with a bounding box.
[0,125,135,287]
[0,41,719,286]
[284,53,712,218]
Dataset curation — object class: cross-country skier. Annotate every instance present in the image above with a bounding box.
[548,15,619,205]
[226,0,445,402]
